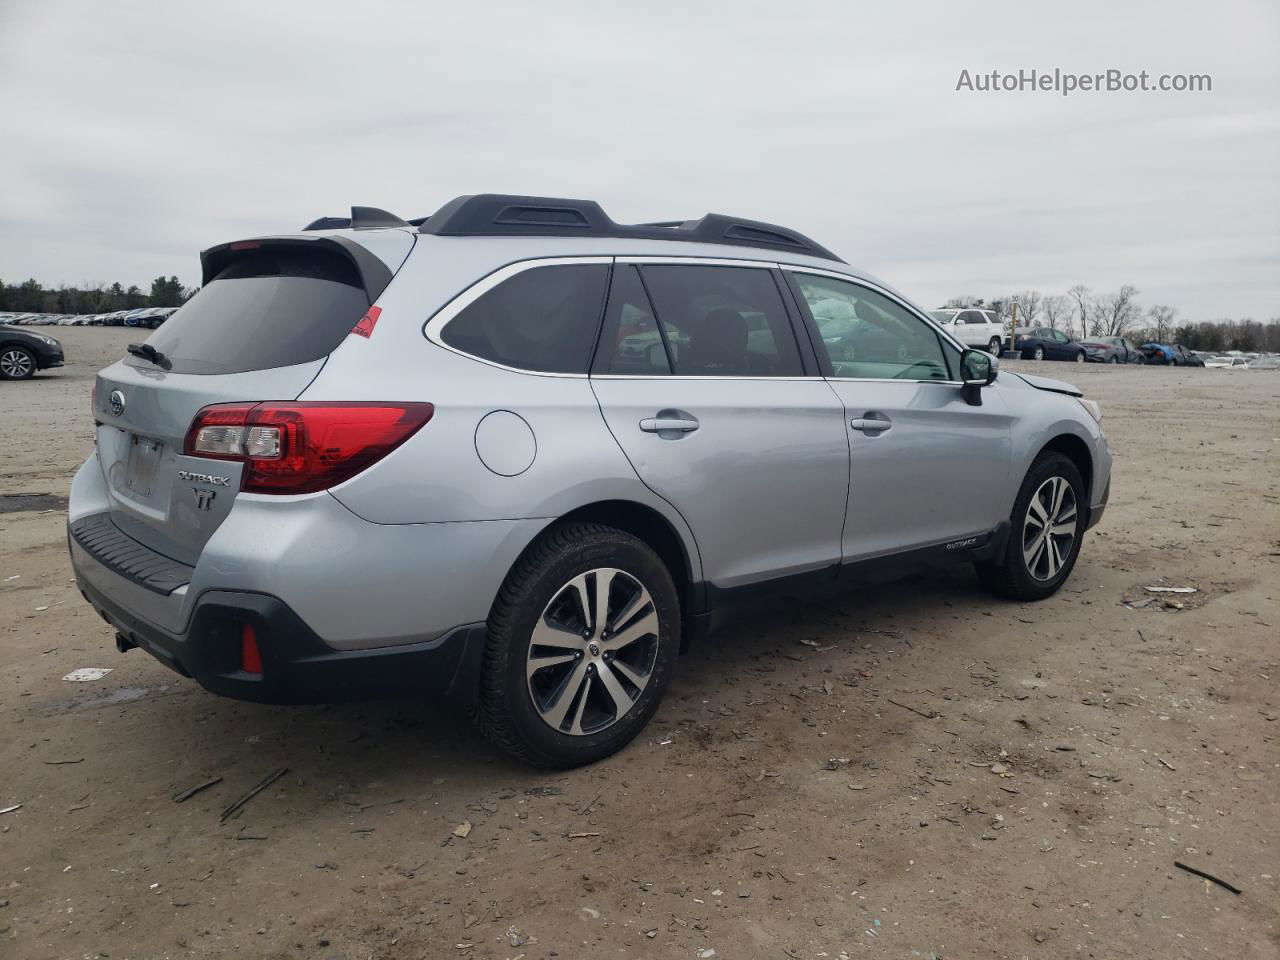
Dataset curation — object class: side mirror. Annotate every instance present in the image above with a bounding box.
[960,349,998,405]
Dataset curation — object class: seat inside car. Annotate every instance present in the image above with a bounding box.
[689,307,749,375]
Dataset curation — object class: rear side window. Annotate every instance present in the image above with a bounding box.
[638,265,803,377]
[141,248,369,375]
[441,264,609,374]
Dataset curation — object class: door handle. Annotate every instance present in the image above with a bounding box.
[850,417,892,433]
[640,416,700,434]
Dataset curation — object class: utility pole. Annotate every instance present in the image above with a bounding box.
[1008,297,1019,357]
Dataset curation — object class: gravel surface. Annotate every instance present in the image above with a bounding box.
[2,328,1277,958]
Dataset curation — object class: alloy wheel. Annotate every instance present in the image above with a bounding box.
[1022,476,1077,582]
[526,567,659,736]
[0,348,34,378]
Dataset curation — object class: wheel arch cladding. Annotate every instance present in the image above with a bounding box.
[547,500,694,612]
[1037,434,1093,502]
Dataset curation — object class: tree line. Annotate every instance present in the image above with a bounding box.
[0,277,194,315]
[943,286,1280,353]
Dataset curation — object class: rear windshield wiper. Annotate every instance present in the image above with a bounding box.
[127,343,169,368]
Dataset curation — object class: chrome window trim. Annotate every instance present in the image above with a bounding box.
[422,256,613,379]
[614,255,782,269]
[422,255,972,386]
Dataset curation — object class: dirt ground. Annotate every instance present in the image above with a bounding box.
[2,327,1277,960]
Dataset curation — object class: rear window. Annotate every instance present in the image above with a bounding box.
[440,263,609,374]
[138,248,369,375]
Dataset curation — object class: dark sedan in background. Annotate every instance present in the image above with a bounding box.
[1080,336,1146,364]
[0,325,64,380]
[1009,326,1087,362]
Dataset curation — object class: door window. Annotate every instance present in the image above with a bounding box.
[791,273,952,381]
[440,263,609,374]
[638,265,803,377]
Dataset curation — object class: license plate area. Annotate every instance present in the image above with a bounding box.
[125,435,164,496]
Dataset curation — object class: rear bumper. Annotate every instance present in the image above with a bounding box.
[75,572,485,705]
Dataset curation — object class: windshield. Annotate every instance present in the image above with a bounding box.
[929,310,957,324]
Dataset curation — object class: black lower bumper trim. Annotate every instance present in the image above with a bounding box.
[77,578,485,706]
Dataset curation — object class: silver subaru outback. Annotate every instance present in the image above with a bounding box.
[68,194,1111,768]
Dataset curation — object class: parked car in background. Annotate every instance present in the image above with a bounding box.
[1010,327,1087,363]
[1081,336,1146,364]
[1142,343,1204,366]
[0,325,64,380]
[929,308,1005,354]
[66,193,1112,768]
[1205,355,1250,369]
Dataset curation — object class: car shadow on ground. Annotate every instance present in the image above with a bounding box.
[68,563,999,809]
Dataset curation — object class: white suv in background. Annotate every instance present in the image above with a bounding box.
[930,308,1005,354]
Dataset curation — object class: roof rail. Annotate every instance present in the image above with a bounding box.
[303,206,412,232]
[416,194,842,261]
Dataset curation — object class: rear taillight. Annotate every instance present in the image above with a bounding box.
[185,402,433,494]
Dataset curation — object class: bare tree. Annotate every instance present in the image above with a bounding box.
[1091,285,1142,336]
[1146,304,1177,343]
[1067,285,1092,340]
[943,295,982,308]
[1042,294,1070,331]
[1014,290,1043,328]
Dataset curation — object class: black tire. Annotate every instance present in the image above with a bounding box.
[1074,351,1085,363]
[1032,346,1045,360]
[477,522,680,768]
[977,452,1087,601]
[0,345,37,380]
[987,336,1002,355]
[1107,355,1118,364]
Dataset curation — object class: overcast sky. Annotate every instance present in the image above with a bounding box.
[2,0,1277,320]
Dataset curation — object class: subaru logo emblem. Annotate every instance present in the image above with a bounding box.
[108,389,125,417]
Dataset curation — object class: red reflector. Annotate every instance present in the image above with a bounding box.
[185,402,434,495]
[241,623,263,675]
[351,306,381,339]
[229,240,262,251]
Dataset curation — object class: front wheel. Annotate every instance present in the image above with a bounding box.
[1032,346,1045,360]
[0,346,37,380]
[1107,355,1118,364]
[988,336,1002,355]
[1075,352,1085,363]
[977,453,1087,601]
[477,522,680,768]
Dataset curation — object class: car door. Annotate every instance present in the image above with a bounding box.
[1051,329,1074,359]
[590,260,849,589]
[956,311,981,347]
[784,268,1012,561]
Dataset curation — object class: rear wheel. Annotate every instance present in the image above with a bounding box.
[987,336,1002,355]
[1032,346,1045,360]
[1075,352,1085,363]
[1107,355,1118,364]
[978,453,1087,601]
[0,346,36,380]
[478,522,680,768]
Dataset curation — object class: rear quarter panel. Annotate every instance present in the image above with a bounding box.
[294,240,704,580]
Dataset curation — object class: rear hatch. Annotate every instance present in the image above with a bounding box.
[92,233,411,566]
